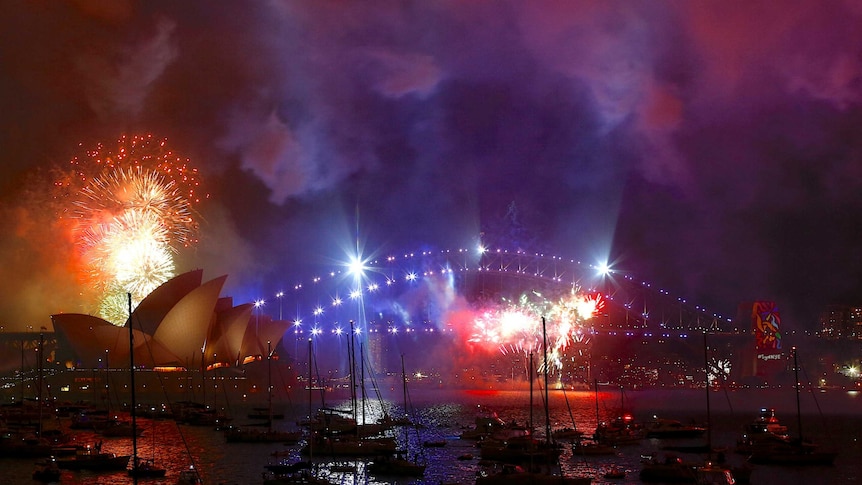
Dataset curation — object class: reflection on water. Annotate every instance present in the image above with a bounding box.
[4,388,862,484]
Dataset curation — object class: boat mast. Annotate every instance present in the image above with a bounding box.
[267,340,273,432]
[38,328,44,437]
[307,338,313,461]
[594,379,600,431]
[529,352,534,432]
[349,320,357,427]
[704,331,712,460]
[401,354,408,423]
[360,342,367,427]
[793,347,802,442]
[541,317,551,444]
[20,333,25,404]
[128,293,139,484]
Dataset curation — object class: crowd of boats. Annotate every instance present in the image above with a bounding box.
[0,322,840,485]
[254,347,839,485]
[0,396,841,485]
[0,398,205,482]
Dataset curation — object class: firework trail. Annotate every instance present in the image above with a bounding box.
[57,135,204,325]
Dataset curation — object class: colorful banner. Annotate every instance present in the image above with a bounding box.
[752,301,782,360]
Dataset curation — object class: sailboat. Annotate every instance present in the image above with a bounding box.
[301,322,396,457]
[476,317,590,485]
[693,332,742,485]
[127,293,166,478]
[571,381,616,456]
[551,385,584,442]
[641,332,736,484]
[592,384,643,446]
[263,339,334,485]
[639,333,753,484]
[368,355,426,478]
[747,347,838,466]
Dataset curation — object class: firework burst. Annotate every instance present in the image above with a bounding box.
[58,135,205,325]
[467,289,603,375]
[77,166,196,248]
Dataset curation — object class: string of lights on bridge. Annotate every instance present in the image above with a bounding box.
[248,245,741,342]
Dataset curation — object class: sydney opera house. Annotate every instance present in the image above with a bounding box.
[51,270,290,371]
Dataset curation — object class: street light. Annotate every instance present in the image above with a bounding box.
[254,299,265,347]
[276,292,284,321]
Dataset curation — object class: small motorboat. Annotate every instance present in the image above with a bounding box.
[129,457,167,478]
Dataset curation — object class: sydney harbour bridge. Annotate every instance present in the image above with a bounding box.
[250,245,753,389]
[2,245,757,392]
[270,246,741,334]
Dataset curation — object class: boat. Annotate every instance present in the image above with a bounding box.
[308,408,358,435]
[478,353,562,465]
[554,384,586,443]
[571,437,616,456]
[745,347,838,466]
[56,445,131,471]
[368,451,426,477]
[302,433,398,456]
[32,455,61,482]
[692,332,742,484]
[479,434,562,463]
[640,333,734,484]
[551,427,584,440]
[1,333,65,459]
[591,382,644,446]
[734,407,791,454]
[367,357,427,478]
[692,333,749,484]
[593,413,644,445]
[130,457,168,478]
[266,339,336,485]
[459,414,529,441]
[645,417,707,439]
[476,318,591,485]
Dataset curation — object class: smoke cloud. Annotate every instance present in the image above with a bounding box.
[1,1,861,330]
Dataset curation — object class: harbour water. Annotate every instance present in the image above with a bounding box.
[3,387,861,484]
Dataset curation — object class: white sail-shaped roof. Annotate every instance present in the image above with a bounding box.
[153,275,227,369]
[51,271,288,370]
[132,269,204,336]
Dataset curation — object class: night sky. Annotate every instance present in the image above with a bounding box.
[2,1,862,332]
